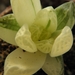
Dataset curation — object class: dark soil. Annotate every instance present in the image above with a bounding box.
[0,0,75,75]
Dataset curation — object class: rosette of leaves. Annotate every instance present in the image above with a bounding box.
[0,0,75,75]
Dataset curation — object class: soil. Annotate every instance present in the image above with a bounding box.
[0,0,75,75]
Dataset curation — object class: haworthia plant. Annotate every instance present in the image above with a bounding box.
[0,0,74,75]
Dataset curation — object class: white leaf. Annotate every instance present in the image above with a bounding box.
[4,48,46,75]
[42,55,64,75]
[15,25,37,52]
[10,0,41,26]
[0,27,17,45]
[50,26,73,57]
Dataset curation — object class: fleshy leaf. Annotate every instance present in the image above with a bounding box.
[4,48,46,75]
[50,26,73,57]
[55,1,75,30]
[29,24,44,41]
[0,14,20,31]
[10,0,42,27]
[0,27,17,45]
[73,2,75,19]
[0,14,20,45]
[32,7,57,40]
[42,55,64,75]
[15,25,37,52]
[36,38,54,53]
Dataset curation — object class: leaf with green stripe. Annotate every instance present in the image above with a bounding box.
[55,1,75,30]
[30,7,57,41]
[0,14,20,31]
[0,14,20,45]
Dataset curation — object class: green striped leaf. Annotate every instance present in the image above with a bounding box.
[0,14,20,31]
[0,14,20,45]
[55,1,75,30]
